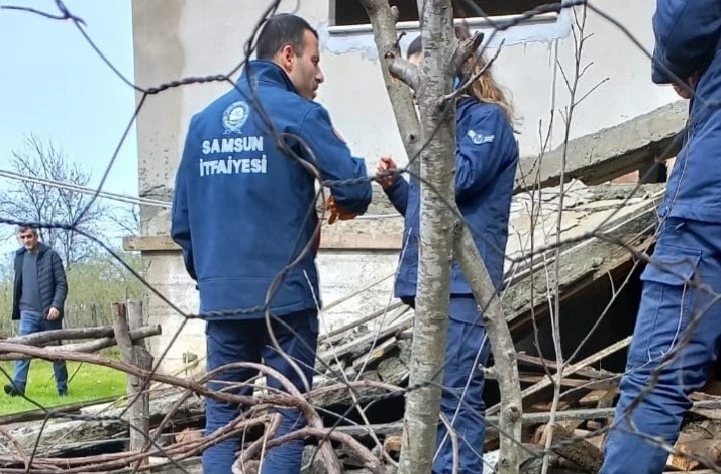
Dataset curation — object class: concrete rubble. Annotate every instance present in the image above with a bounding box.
[4,100,715,472]
[5,179,721,473]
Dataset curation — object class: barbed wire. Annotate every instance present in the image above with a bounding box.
[1,0,719,473]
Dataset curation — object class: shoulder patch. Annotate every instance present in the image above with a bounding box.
[467,129,494,145]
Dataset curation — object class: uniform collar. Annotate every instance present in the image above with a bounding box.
[237,60,299,95]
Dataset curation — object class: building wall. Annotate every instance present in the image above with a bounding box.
[130,0,679,371]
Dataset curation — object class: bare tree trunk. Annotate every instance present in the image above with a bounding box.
[394,1,457,473]
[358,0,422,175]
[454,224,522,474]
[361,1,523,472]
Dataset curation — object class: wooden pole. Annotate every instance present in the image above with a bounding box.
[112,301,152,466]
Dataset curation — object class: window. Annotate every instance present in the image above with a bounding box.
[332,0,556,27]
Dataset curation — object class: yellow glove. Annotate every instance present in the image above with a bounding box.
[326,195,357,224]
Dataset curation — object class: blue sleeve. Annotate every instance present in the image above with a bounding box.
[455,107,515,202]
[651,0,721,84]
[383,176,410,216]
[297,105,373,214]
[170,120,197,281]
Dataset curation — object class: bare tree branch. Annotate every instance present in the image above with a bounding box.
[387,56,421,91]
[358,0,422,173]
[453,223,522,473]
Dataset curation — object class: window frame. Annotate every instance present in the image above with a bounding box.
[327,1,560,35]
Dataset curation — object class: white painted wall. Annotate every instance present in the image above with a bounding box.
[131,0,680,371]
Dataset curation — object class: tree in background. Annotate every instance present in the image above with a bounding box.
[0,247,144,334]
[108,203,141,237]
[0,134,144,333]
[0,134,109,268]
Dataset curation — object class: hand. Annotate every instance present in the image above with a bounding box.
[673,73,697,99]
[326,195,357,225]
[47,307,60,320]
[376,156,398,189]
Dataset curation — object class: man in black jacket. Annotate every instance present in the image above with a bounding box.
[5,225,69,397]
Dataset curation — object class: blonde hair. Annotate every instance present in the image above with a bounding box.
[406,24,517,125]
[454,24,516,125]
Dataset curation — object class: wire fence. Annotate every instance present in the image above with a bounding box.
[0,0,718,473]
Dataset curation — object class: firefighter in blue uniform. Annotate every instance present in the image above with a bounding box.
[600,1,721,473]
[171,14,373,474]
[377,27,519,473]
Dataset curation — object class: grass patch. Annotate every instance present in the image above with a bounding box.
[0,358,127,415]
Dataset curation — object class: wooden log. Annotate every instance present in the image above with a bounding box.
[690,408,721,421]
[487,336,632,416]
[3,326,123,345]
[319,303,407,349]
[383,435,402,456]
[0,396,121,426]
[317,315,412,364]
[539,423,603,473]
[376,356,409,385]
[307,372,390,408]
[516,353,615,380]
[126,300,152,467]
[0,326,162,360]
[107,455,203,474]
[111,301,153,466]
[336,400,721,438]
[489,372,618,391]
[666,433,702,471]
[1,388,204,455]
[668,438,721,471]
[579,389,619,406]
[351,337,398,373]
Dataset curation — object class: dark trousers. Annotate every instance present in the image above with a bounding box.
[600,217,721,474]
[403,296,491,474]
[202,309,319,474]
[12,310,68,395]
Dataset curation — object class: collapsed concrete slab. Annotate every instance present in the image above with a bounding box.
[514,100,687,192]
[123,98,682,373]
[310,181,664,408]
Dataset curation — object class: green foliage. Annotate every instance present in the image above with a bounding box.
[0,355,127,415]
[0,249,144,335]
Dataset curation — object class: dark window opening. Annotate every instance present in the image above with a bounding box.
[333,0,554,27]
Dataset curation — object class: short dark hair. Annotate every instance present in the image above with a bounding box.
[256,14,318,60]
[16,225,37,235]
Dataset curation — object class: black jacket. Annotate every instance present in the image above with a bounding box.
[12,243,68,320]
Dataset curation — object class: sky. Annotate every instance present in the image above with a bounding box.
[0,0,137,254]
[0,0,137,196]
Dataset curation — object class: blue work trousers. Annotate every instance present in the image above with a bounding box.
[12,310,68,395]
[600,217,721,474]
[432,296,491,474]
[202,309,318,474]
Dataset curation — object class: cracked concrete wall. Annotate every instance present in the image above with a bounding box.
[130,0,681,371]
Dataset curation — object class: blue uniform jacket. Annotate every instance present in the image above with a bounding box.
[652,0,721,223]
[383,97,518,302]
[171,60,373,319]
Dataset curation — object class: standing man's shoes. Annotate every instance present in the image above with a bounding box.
[3,384,23,397]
